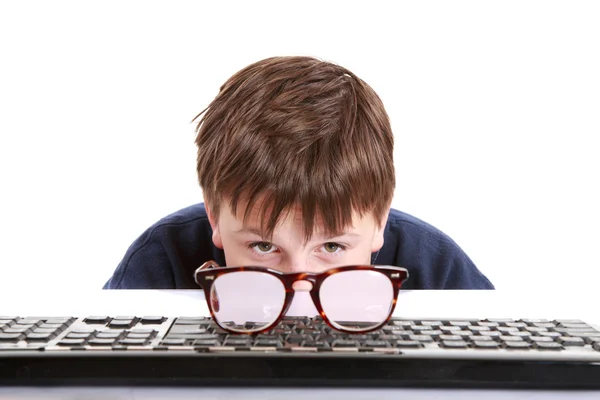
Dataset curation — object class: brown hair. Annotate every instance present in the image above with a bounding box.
[193,56,395,242]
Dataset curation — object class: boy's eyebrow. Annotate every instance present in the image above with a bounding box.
[235,227,265,236]
[234,227,361,240]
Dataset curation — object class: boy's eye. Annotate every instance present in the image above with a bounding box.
[251,242,277,254]
[323,242,341,253]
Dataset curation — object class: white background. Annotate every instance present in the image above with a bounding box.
[0,0,598,295]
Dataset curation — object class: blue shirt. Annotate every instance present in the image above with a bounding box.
[102,203,494,290]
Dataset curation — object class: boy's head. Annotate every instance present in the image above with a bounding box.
[193,56,395,273]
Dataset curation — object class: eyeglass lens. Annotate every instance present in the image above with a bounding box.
[209,270,394,333]
[319,270,394,331]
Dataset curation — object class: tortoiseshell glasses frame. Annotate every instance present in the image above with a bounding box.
[194,260,409,335]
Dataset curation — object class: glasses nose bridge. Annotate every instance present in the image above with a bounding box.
[288,272,318,292]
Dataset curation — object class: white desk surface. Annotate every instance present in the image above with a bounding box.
[0,289,598,399]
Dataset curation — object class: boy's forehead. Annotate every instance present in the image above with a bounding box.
[220,198,371,236]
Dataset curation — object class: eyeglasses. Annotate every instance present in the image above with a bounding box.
[194,261,409,334]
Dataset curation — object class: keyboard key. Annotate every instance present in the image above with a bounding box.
[395,340,422,348]
[453,331,471,339]
[382,326,407,335]
[254,339,283,348]
[410,325,431,333]
[504,342,531,349]
[119,338,148,346]
[26,333,54,342]
[303,339,330,349]
[281,316,310,325]
[269,328,292,336]
[500,336,524,342]
[562,333,600,342]
[96,331,123,339]
[538,332,561,338]
[38,324,66,332]
[440,326,462,333]
[363,340,389,348]
[449,321,472,328]
[15,319,41,326]
[128,333,153,339]
[130,328,156,334]
[344,334,371,341]
[175,318,207,325]
[140,316,167,324]
[529,336,555,343]
[474,341,500,349]
[58,338,86,346]
[168,325,208,334]
[476,321,499,328]
[483,331,502,338]
[255,334,281,341]
[583,336,600,344]
[108,320,136,329]
[498,327,519,334]
[509,331,531,338]
[169,332,220,339]
[0,333,24,342]
[505,322,527,329]
[469,335,494,342]
[558,337,585,346]
[533,323,555,329]
[88,339,117,346]
[419,330,442,338]
[408,335,434,343]
[45,318,75,325]
[555,327,597,334]
[332,339,359,348]
[390,321,412,328]
[554,319,585,325]
[70,330,96,336]
[381,330,409,339]
[3,327,33,334]
[439,335,462,341]
[32,328,60,335]
[535,342,563,350]
[169,332,223,340]
[193,339,221,347]
[558,323,593,329]
[441,340,469,348]
[285,335,305,345]
[0,321,14,329]
[420,321,443,327]
[66,332,94,339]
[84,316,111,324]
[223,338,251,347]
[527,327,548,333]
[520,319,550,325]
[485,319,514,325]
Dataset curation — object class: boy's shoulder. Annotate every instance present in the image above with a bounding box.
[377,208,494,289]
[102,203,223,289]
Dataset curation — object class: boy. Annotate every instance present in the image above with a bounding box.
[103,56,494,290]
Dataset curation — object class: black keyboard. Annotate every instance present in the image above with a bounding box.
[2,315,600,388]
